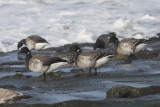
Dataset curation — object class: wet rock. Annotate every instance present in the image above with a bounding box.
[38,72,62,80]
[107,85,160,98]
[0,88,29,104]
[70,69,86,74]
[112,50,158,61]
[135,51,158,59]
[12,73,32,79]
[19,86,32,90]
[56,70,66,75]
[70,69,87,77]
[112,54,127,60]
[149,36,160,43]
[2,73,32,79]
[0,85,16,90]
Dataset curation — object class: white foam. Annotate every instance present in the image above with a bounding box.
[113,19,133,29]
[0,0,160,52]
[141,14,157,20]
[75,29,94,43]
[134,34,144,39]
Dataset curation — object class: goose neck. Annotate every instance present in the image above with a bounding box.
[114,40,119,53]
[25,52,32,68]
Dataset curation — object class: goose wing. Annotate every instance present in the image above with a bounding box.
[33,54,67,66]
[58,54,75,64]
[81,50,106,61]
[121,38,149,47]
[28,35,49,43]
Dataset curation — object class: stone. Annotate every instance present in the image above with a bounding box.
[19,86,32,90]
[107,85,160,98]
[0,88,28,104]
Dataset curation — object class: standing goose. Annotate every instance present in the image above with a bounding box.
[17,35,49,50]
[93,32,118,50]
[114,38,150,63]
[19,47,68,81]
[70,45,114,76]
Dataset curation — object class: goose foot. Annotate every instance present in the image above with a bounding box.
[43,72,47,81]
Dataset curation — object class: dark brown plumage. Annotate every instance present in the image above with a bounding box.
[93,32,118,50]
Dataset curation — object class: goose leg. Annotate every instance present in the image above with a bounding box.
[125,55,132,64]
[94,68,97,76]
[43,72,46,81]
[130,54,136,60]
[88,68,92,77]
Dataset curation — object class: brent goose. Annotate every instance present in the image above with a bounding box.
[17,35,49,50]
[70,45,114,76]
[19,47,68,81]
[114,38,150,63]
[93,32,118,50]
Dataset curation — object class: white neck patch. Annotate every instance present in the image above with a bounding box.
[19,45,26,51]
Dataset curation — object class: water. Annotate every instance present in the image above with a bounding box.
[0,0,160,52]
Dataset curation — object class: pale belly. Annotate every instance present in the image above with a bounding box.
[77,56,95,69]
[29,59,48,73]
[47,62,67,72]
[117,43,133,55]
[35,43,49,50]
[134,43,147,53]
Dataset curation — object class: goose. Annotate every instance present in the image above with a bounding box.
[93,32,118,51]
[114,38,150,63]
[17,35,49,50]
[19,47,68,81]
[70,45,114,76]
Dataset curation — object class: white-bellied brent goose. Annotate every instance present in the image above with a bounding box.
[17,35,49,50]
[19,47,68,81]
[114,38,150,63]
[70,45,114,76]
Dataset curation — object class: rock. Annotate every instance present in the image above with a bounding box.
[0,88,29,104]
[135,51,158,59]
[19,86,32,90]
[70,69,86,74]
[12,73,32,79]
[112,54,127,60]
[70,69,87,77]
[2,73,32,79]
[38,72,62,80]
[112,50,158,60]
[107,85,160,98]
[0,85,16,90]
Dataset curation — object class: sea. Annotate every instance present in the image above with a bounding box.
[0,0,160,52]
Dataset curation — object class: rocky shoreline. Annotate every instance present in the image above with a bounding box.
[0,40,160,106]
